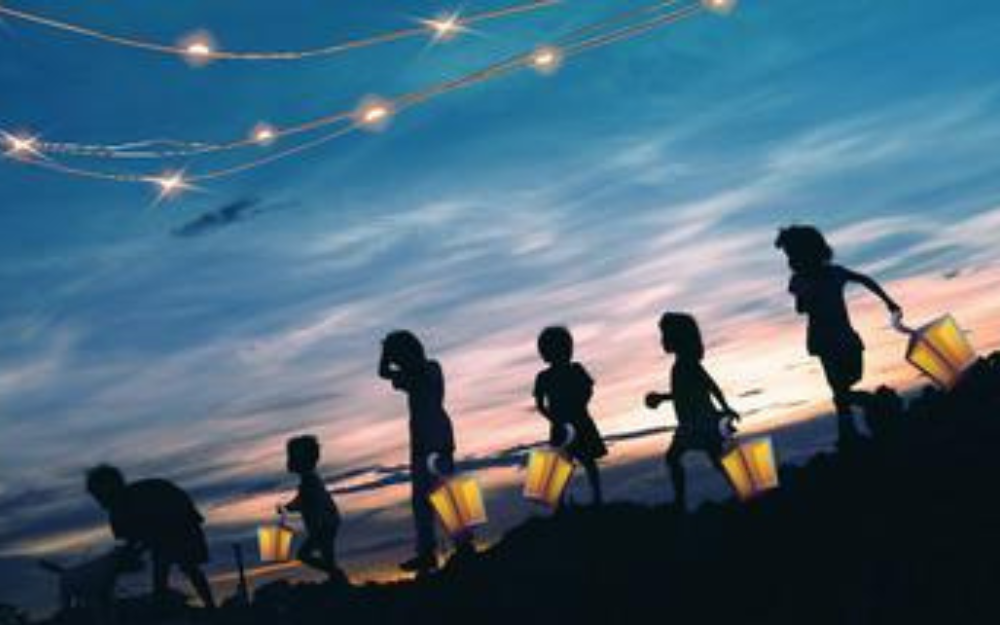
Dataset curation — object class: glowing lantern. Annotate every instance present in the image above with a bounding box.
[523,424,576,509]
[257,512,295,563]
[893,313,977,390]
[721,437,779,502]
[426,453,488,540]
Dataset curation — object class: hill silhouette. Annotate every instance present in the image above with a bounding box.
[36,352,1000,625]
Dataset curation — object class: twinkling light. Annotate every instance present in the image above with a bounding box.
[0,1,560,62]
[0,0,736,190]
[701,0,738,16]
[147,171,192,202]
[530,45,563,74]
[1,132,41,159]
[251,123,278,146]
[354,97,395,131]
[421,13,468,43]
[180,31,217,67]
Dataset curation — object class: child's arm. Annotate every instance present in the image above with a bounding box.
[844,268,902,313]
[533,375,554,421]
[645,391,673,410]
[279,493,302,514]
[378,345,409,390]
[700,365,738,418]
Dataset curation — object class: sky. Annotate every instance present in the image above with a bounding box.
[2,0,1000,613]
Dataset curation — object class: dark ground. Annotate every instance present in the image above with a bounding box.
[20,352,1000,625]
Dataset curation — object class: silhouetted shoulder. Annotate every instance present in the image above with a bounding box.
[571,362,594,388]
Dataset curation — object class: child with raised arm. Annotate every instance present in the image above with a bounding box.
[646,313,739,511]
[775,225,903,449]
[279,435,344,583]
[379,330,472,575]
[533,326,607,506]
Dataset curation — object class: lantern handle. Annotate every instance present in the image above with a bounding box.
[556,423,576,451]
[890,310,915,335]
[426,452,444,478]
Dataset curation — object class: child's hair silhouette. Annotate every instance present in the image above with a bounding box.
[538,326,573,364]
[775,225,834,272]
[659,313,704,361]
[382,330,427,371]
[287,435,321,474]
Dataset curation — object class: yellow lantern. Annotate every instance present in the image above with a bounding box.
[721,437,779,502]
[893,313,976,390]
[257,512,295,563]
[426,454,488,540]
[523,424,576,509]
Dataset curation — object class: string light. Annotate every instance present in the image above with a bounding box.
[1,131,41,159]
[180,31,217,67]
[354,97,395,131]
[147,171,193,202]
[421,13,468,43]
[1,1,735,190]
[4,1,687,162]
[0,1,560,62]
[702,0,739,16]
[529,46,563,74]
[251,123,278,146]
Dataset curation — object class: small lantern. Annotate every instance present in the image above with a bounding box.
[721,436,779,502]
[426,454,488,540]
[523,424,576,509]
[257,512,295,563]
[893,313,976,390]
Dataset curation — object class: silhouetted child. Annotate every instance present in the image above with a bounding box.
[279,435,344,582]
[379,330,473,574]
[646,313,739,511]
[85,465,215,609]
[775,225,902,448]
[533,326,607,505]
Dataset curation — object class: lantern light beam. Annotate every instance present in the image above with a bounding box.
[1,1,727,187]
[0,0,560,62]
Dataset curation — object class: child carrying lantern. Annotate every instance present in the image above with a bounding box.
[379,330,475,575]
[775,225,903,449]
[533,326,607,506]
[278,435,345,583]
[646,313,739,511]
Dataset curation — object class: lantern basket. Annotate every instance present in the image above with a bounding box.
[257,511,295,563]
[523,424,577,509]
[721,436,779,502]
[892,312,977,390]
[427,453,488,541]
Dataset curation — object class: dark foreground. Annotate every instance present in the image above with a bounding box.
[19,353,1000,625]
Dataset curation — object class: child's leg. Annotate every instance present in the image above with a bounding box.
[178,564,215,610]
[821,351,865,445]
[580,458,603,505]
[664,441,688,508]
[297,536,328,573]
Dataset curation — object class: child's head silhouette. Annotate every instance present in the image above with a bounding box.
[538,326,573,365]
[658,313,704,361]
[775,225,833,273]
[287,435,321,474]
[383,330,427,371]
[86,464,126,509]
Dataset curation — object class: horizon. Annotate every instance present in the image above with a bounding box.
[2,0,1000,614]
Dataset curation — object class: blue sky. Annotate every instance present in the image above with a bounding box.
[2,0,1000,612]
